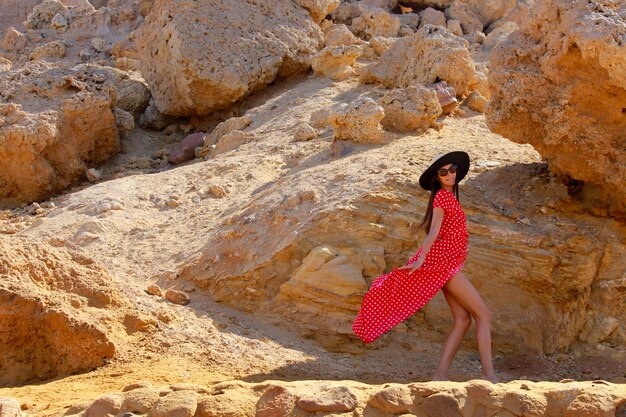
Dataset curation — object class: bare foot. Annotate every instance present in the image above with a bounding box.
[482,374,499,384]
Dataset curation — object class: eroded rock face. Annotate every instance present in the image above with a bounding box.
[311,45,362,80]
[0,62,122,207]
[485,0,626,214]
[0,237,127,385]
[445,0,516,34]
[330,97,386,143]
[379,84,443,132]
[360,25,477,96]
[136,0,323,116]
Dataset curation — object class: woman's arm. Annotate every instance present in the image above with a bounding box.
[398,207,444,272]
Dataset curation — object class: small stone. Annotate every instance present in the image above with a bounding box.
[2,27,27,51]
[91,37,108,53]
[293,123,317,141]
[85,394,122,417]
[209,185,227,198]
[465,91,488,113]
[0,397,21,417]
[368,385,413,414]
[296,385,358,413]
[151,390,199,417]
[256,385,295,417]
[123,382,153,392]
[86,168,102,182]
[122,388,160,414]
[165,289,190,306]
[295,98,306,105]
[29,41,66,60]
[50,13,67,32]
[146,285,162,297]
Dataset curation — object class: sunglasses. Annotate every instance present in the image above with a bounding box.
[438,165,458,177]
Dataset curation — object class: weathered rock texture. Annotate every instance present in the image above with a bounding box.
[0,236,128,385]
[330,97,386,143]
[485,0,626,214]
[64,380,626,417]
[0,63,124,207]
[136,0,323,116]
[379,85,443,132]
[351,5,401,39]
[312,45,362,80]
[446,0,516,34]
[0,0,40,33]
[360,25,477,96]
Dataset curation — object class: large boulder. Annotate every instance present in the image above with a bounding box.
[0,63,123,207]
[485,0,626,214]
[360,25,477,96]
[0,236,128,385]
[136,0,323,116]
[379,84,443,132]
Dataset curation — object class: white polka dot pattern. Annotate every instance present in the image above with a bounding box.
[352,189,469,343]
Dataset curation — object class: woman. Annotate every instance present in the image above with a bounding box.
[352,151,498,383]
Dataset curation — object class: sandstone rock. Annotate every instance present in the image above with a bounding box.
[485,0,626,213]
[426,80,458,114]
[360,25,476,96]
[296,385,358,412]
[140,98,178,130]
[86,168,102,182]
[213,130,254,157]
[146,285,163,297]
[0,397,21,417]
[29,41,66,60]
[464,90,487,113]
[580,316,619,344]
[123,382,153,392]
[50,13,68,32]
[309,108,332,129]
[164,289,190,306]
[116,79,151,118]
[293,123,317,141]
[398,13,420,32]
[2,27,26,51]
[168,132,205,165]
[483,21,518,50]
[91,37,109,53]
[330,97,386,143]
[256,385,295,417]
[447,18,463,36]
[0,57,11,72]
[24,0,66,29]
[445,0,516,35]
[419,7,446,28]
[323,23,359,47]
[114,107,135,133]
[0,64,120,207]
[122,388,161,414]
[85,394,122,417]
[0,236,125,385]
[151,390,199,417]
[464,30,486,45]
[403,0,453,8]
[368,385,413,414]
[379,84,443,132]
[351,5,400,39]
[277,245,384,335]
[369,36,394,56]
[196,115,252,158]
[208,184,227,198]
[136,0,323,116]
[293,0,339,24]
[312,45,361,80]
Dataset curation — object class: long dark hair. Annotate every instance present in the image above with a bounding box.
[419,174,460,233]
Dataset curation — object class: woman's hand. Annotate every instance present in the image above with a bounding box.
[398,252,426,274]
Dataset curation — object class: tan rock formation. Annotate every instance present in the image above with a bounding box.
[293,0,340,24]
[2,26,27,51]
[323,23,360,47]
[29,41,66,60]
[360,25,477,96]
[351,6,401,40]
[0,63,121,207]
[136,0,323,116]
[64,380,626,417]
[419,7,446,28]
[483,21,518,50]
[464,90,487,113]
[445,0,516,35]
[0,236,127,385]
[485,0,626,214]
[196,114,252,158]
[403,0,454,8]
[23,0,67,30]
[312,45,362,80]
[379,85,443,132]
[330,97,386,143]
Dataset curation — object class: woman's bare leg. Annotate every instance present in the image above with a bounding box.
[443,272,498,383]
[432,288,472,381]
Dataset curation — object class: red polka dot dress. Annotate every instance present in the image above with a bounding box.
[352,188,469,343]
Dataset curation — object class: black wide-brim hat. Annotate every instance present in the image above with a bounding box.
[419,151,470,190]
